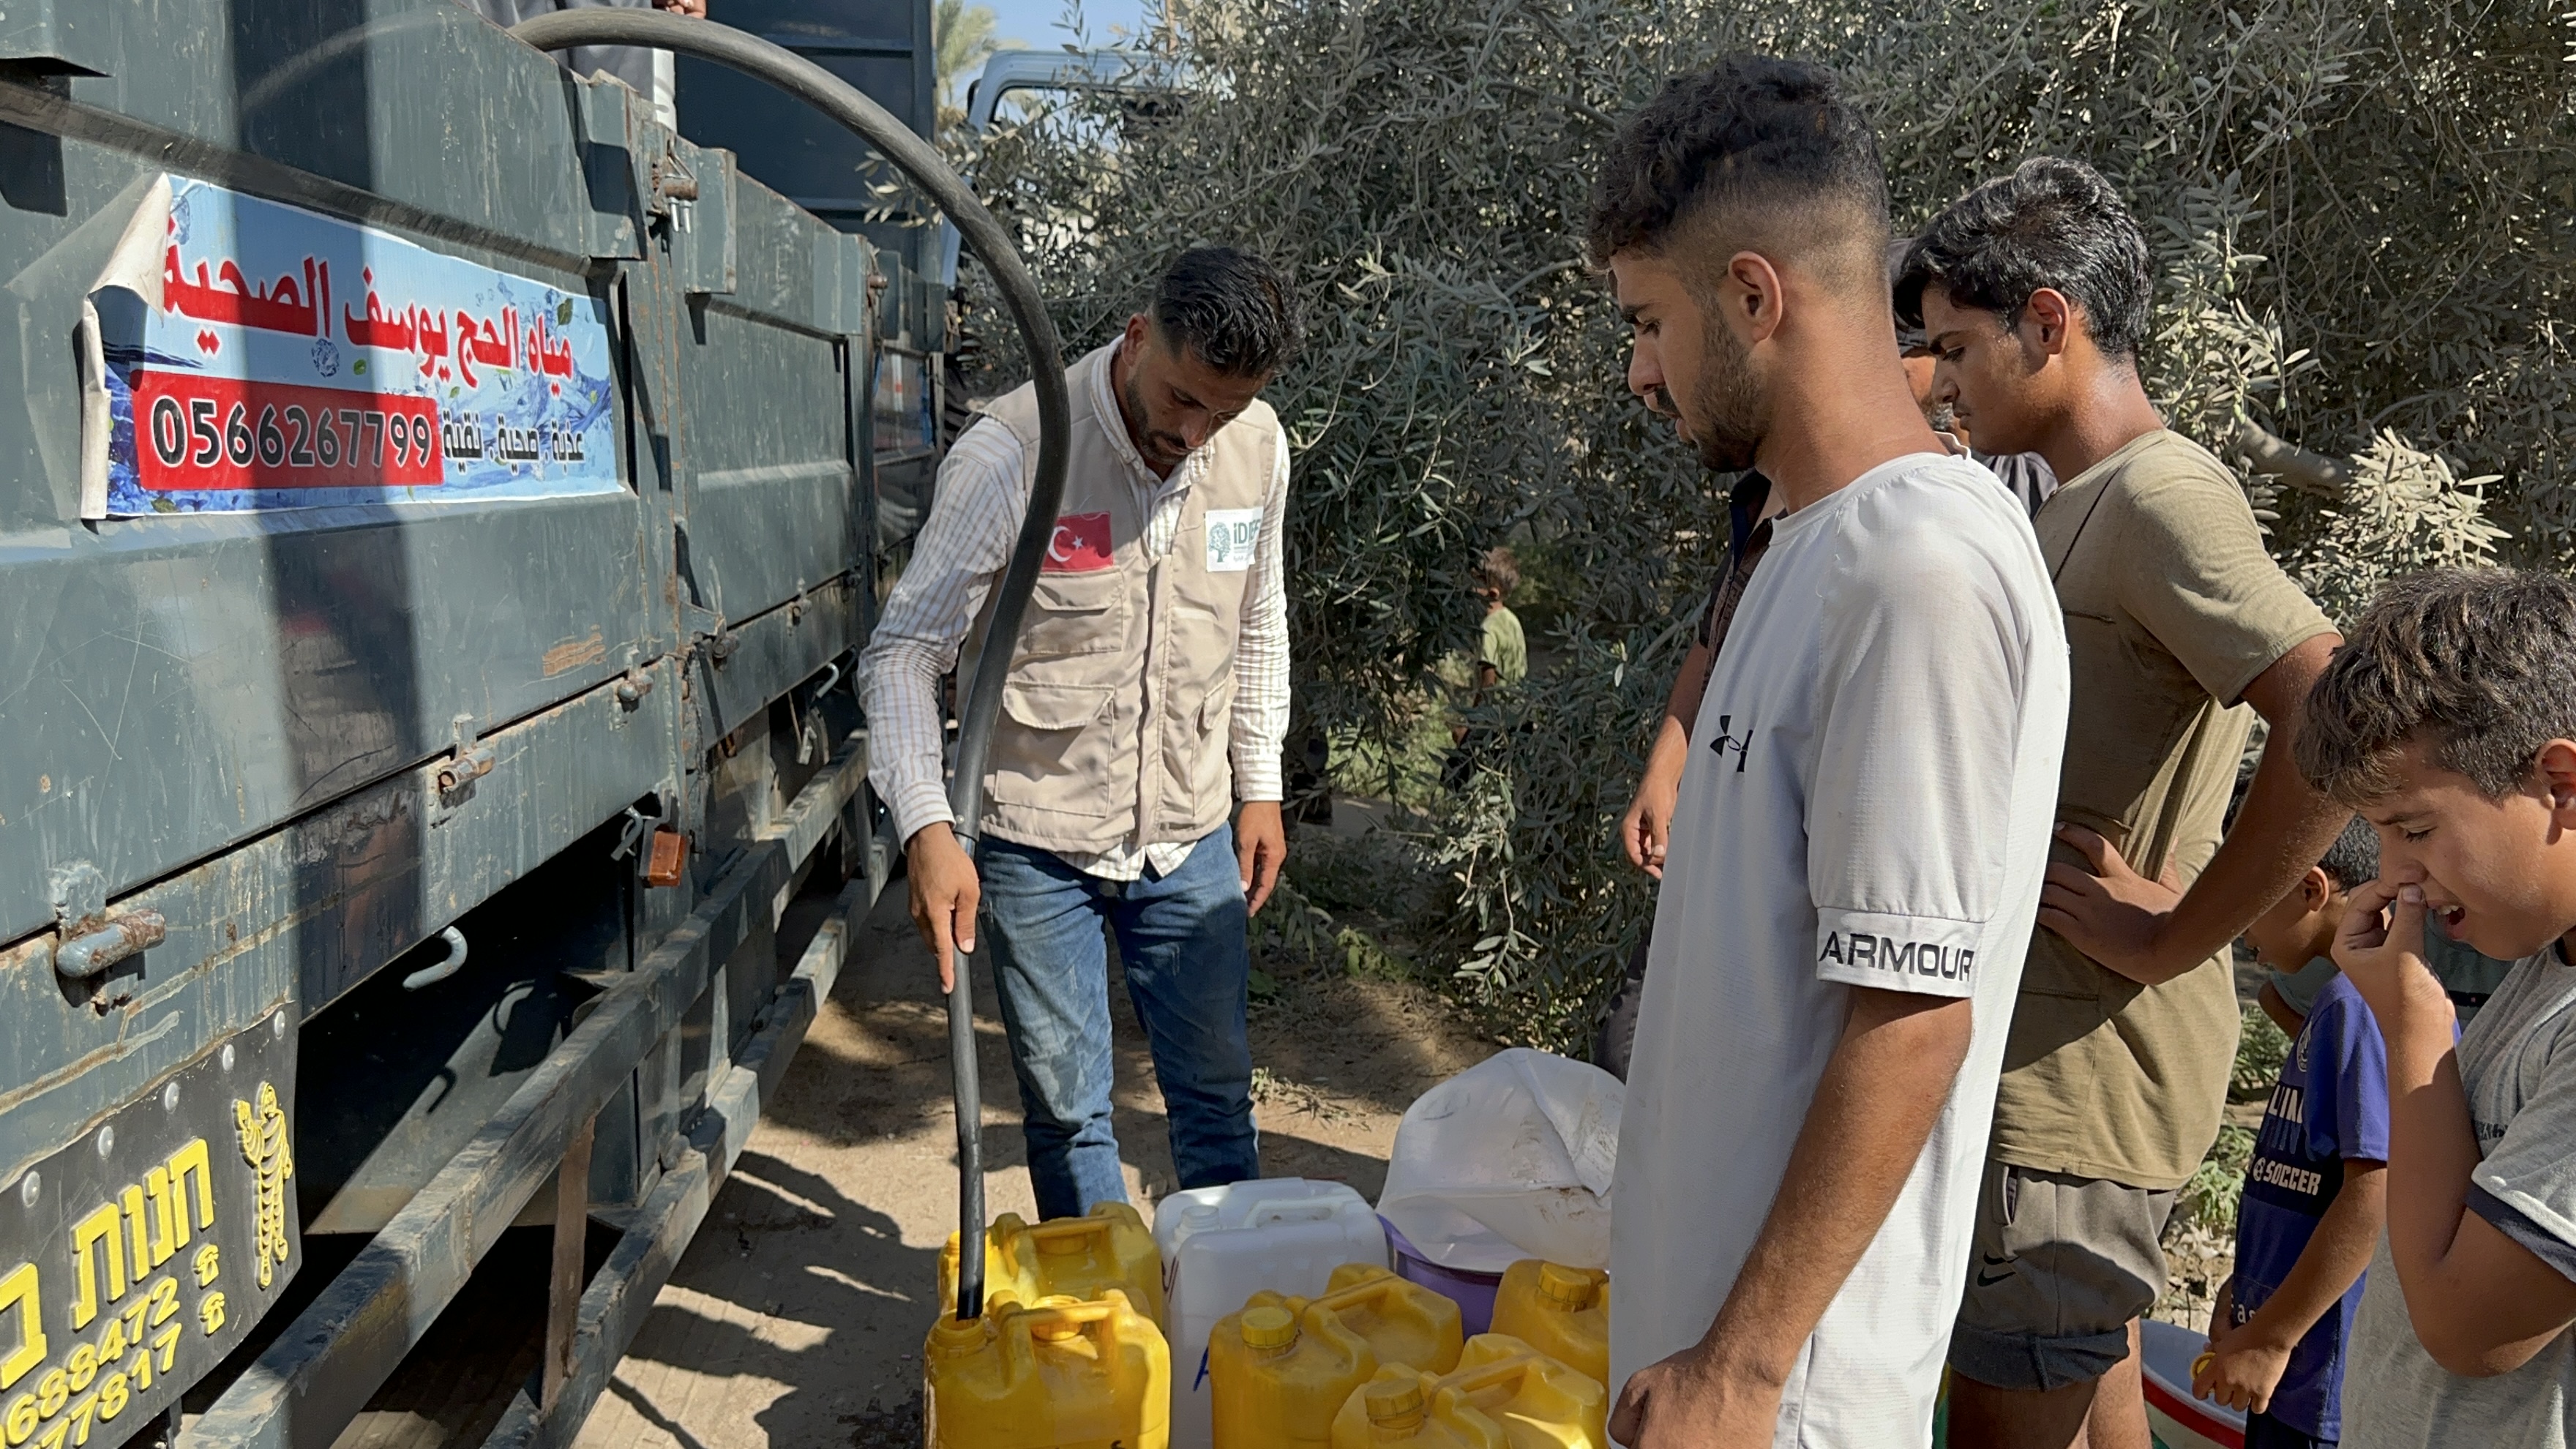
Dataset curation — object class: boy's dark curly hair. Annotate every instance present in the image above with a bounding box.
[2297,569,2576,804]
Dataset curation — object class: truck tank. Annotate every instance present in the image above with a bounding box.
[0,3,957,1443]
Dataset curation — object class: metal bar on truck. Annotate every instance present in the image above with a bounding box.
[544,1114,599,1412]
[481,877,864,1448]
[183,738,868,1449]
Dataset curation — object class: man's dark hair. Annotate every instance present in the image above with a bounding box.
[1584,56,1889,282]
[1154,247,1300,377]
[2297,569,2576,804]
[1895,156,2154,363]
[2315,815,2381,893]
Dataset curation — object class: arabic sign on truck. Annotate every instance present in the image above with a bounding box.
[78,175,620,518]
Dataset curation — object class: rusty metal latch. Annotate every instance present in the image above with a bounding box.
[56,915,167,979]
[613,801,686,885]
[648,139,700,217]
[615,667,654,707]
[438,744,498,795]
[48,861,167,980]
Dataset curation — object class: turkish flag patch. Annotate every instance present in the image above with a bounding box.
[1041,511,1115,572]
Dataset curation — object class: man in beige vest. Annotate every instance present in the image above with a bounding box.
[860,247,1298,1218]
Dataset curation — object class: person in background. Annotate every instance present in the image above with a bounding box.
[1893,238,2057,517]
[465,0,705,129]
[2195,815,2392,1449]
[2258,840,2517,1038]
[2250,817,2384,1038]
[2294,568,2576,1448]
[1590,57,2068,1447]
[861,247,1299,1222]
[1473,545,1529,691]
[1442,545,1531,792]
[1900,156,2348,1449]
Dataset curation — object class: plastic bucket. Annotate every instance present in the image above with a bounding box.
[1379,1216,1505,1337]
[2138,1318,2244,1449]
[1156,1179,1388,1449]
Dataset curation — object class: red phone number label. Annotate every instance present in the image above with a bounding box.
[134,372,445,490]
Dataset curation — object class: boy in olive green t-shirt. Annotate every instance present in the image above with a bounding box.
[1443,547,1526,793]
[1474,545,1527,689]
[1901,157,2350,1449]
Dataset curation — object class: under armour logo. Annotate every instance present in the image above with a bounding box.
[1709,714,1751,771]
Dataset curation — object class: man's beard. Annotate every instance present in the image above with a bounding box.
[1121,371,1190,468]
[1688,321,1767,473]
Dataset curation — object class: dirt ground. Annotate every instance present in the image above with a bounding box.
[566,870,1497,1449]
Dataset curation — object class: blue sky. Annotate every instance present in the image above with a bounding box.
[976,0,1153,63]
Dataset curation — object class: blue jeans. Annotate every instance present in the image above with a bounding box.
[977,824,1259,1220]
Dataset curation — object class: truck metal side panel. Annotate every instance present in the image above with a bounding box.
[0,3,929,1436]
[0,6,656,948]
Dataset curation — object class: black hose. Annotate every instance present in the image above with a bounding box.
[509,10,1068,1325]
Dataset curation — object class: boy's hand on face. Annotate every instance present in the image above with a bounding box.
[2037,823,2187,978]
[2192,1317,2295,1414]
[2333,879,2453,1029]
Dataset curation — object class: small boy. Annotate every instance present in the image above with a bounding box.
[1443,547,1527,791]
[1472,545,1528,691]
[2196,815,2391,1448]
[2292,567,2576,1447]
[2249,819,2389,1039]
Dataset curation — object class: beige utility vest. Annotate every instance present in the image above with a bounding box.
[957,342,1280,855]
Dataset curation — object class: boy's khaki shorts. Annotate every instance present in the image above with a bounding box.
[1948,1160,2176,1392]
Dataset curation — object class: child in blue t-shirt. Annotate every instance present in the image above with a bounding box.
[2197,817,2392,1448]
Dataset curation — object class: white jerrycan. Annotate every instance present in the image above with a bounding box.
[1153,1178,1389,1449]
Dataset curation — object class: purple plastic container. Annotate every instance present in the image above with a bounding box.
[1378,1215,1505,1337]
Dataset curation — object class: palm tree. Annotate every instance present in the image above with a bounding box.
[933,0,1002,139]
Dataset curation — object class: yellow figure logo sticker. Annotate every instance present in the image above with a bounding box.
[231,1084,293,1290]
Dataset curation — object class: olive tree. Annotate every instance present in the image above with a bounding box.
[966,0,2567,1049]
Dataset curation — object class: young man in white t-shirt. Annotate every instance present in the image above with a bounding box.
[1590,58,2070,1448]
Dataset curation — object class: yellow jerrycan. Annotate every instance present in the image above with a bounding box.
[1247,1262,1463,1377]
[1426,1335,1607,1449]
[940,1202,1167,1325]
[1208,1303,1377,1448]
[923,1290,1172,1448]
[1488,1262,1609,1386]
[1329,1368,1505,1448]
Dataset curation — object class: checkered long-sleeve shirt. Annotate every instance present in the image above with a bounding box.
[858,348,1291,880]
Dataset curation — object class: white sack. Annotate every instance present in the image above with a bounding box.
[1375,1048,1622,1271]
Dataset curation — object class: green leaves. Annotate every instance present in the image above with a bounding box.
[965,0,2566,1055]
